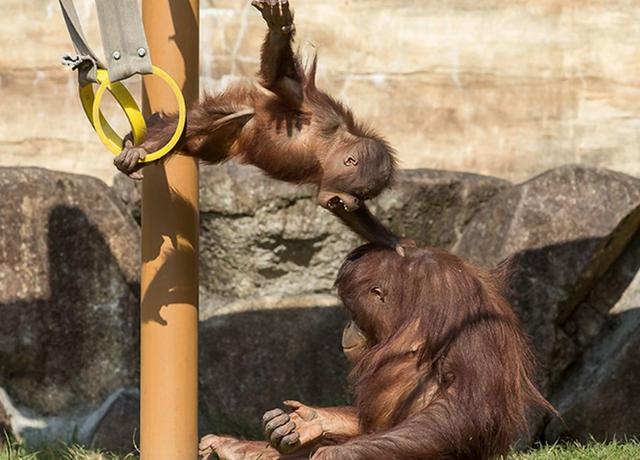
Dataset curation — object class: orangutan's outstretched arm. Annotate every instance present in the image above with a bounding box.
[253,0,303,108]
[113,102,254,178]
[311,402,470,460]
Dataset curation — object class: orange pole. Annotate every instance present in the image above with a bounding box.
[140,1,199,459]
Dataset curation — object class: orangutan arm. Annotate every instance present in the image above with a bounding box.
[113,104,254,178]
[253,0,303,108]
[310,402,471,460]
[319,406,361,440]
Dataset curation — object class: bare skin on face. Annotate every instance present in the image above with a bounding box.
[340,320,368,364]
[115,0,401,252]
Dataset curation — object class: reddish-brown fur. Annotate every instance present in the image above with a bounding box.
[199,244,554,460]
[323,244,554,460]
[116,0,399,249]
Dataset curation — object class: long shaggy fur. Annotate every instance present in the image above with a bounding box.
[334,244,554,460]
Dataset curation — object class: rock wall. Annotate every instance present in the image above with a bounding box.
[0,168,140,451]
[2,0,640,184]
[1,164,639,452]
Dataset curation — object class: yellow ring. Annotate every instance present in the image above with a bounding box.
[80,66,186,163]
[79,69,146,149]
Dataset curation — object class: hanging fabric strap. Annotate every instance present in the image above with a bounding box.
[59,0,152,84]
[94,0,153,82]
[59,0,104,85]
[58,0,188,162]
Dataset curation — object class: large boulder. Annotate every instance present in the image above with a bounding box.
[545,234,640,441]
[89,389,140,454]
[0,168,140,446]
[199,294,350,437]
[454,166,640,390]
[199,164,510,304]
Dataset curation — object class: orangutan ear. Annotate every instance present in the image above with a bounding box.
[370,286,386,303]
[344,155,358,167]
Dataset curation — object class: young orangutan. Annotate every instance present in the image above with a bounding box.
[199,244,554,460]
[115,0,400,250]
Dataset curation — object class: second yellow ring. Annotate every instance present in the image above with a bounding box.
[79,66,186,163]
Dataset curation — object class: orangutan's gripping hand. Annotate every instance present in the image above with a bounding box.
[114,138,146,180]
[262,400,327,454]
[114,113,170,180]
[252,0,295,35]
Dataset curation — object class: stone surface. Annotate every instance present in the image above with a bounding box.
[545,235,640,442]
[454,166,640,390]
[0,168,140,439]
[2,1,640,183]
[0,399,10,445]
[90,389,140,454]
[198,294,351,438]
[374,169,510,250]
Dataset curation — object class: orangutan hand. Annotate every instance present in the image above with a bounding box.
[262,400,327,454]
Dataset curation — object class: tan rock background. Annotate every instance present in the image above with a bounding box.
[1,0,639,184]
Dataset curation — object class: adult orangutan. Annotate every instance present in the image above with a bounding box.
[115,0,400,250]
[199,244,554,460]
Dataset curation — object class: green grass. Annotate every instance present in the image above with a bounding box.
[2,439,639,459]
[511,440,640,460]
[0,439,138,460]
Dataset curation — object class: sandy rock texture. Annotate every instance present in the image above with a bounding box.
[2,0,640,183]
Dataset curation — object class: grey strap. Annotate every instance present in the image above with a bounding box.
[59,0,104,85]
[95,0,153,82]
[59,0,153,84]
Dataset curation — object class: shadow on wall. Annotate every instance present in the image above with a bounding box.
[0,205,139,442]
[503,233,640,390]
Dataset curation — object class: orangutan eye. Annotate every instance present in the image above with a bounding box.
[344,156,358,167]
[371,286,385,302]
